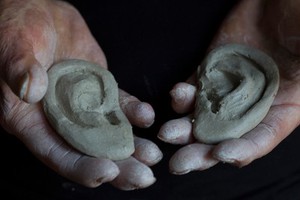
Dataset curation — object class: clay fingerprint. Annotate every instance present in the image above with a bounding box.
[193,44,279,144]
[43,59,134,160]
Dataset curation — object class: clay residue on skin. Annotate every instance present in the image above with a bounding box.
[193,44,280,144]
[43,59,134,161]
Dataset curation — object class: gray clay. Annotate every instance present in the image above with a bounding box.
[43,59,134,160]
[193,44,279,144]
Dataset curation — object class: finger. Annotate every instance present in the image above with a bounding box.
[119,89,155,128]
[170,82,196,114]
[213,105,300,167]
[43,148,120,188]
[52,153,120,188]
[158,116,194,145]
[0,52,48,103]
[0,1,53,103]
[110,157,156,190]
[169,143,218,175]
[9,106,119,188]
[133,136,163,166]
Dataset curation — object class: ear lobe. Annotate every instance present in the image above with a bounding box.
[193,44,280,144]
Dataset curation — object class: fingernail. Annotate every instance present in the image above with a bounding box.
[169,158,193,175]
[23,66,48,103]
[19,72,29,100]
[215,154,238,165]
[136,176,156,190]
[213,146,241,166]
[170,168,191,175]
[158,118,192,144]
[95,177,104,187]
[158,123,178,141]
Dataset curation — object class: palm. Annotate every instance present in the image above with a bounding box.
[159,0,300,173]
[0,0,161,190]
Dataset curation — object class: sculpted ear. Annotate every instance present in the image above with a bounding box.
[193,44,280,144]
[43,60,134,161]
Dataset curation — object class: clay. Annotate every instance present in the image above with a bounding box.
[193,44,279,144]
[43,59,134,160]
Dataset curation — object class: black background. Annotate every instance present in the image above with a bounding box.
[1,0,300,199]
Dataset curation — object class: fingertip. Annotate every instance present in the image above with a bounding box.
[119,89,155,127]
[158,117,193,144]
[213,139,254,167]
[127,101,155,128]
[111,157,156,190]
[67,157,120,188]
[20,63,48,103]
[133,137,163,166]
[5,57,48,104]
[95,158,120,185]
[169,144,218,175]
[170,82,196,114]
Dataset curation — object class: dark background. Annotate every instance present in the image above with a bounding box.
[1,0,300,199]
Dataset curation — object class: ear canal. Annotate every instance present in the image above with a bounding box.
[105,111,121,126]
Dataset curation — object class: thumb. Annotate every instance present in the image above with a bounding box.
[0,0,52,104]
[0,52,48,104]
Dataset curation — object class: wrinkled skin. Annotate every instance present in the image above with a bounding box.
[0,0,162,190]
[159,0,300,174]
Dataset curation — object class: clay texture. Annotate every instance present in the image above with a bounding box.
[193,44,279,144]
[43,59,134,160]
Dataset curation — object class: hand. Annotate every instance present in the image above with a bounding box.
[0,0,162,190]
[158,0,300,174]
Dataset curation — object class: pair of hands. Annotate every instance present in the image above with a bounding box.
[0,0,299,191]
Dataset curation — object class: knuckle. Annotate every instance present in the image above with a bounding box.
[0,80,34,137]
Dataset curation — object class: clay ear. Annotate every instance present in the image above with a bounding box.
[43,59,134,160]
[193,44,279,144]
